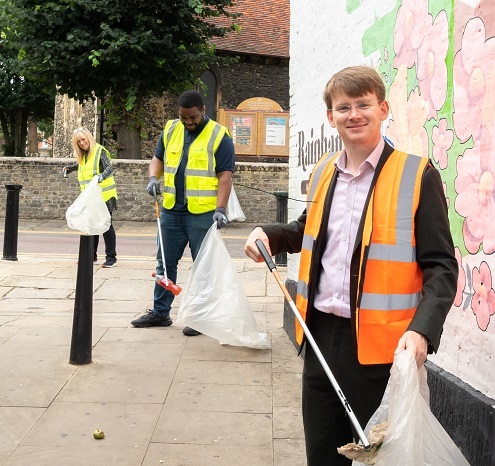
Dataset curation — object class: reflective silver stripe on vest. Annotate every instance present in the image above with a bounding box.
[101,184,116,193]
[91,146,102,175]
[163,186,176,195]
[361,153,424,311]
[360,291,422,310]
[165,120,179,147]
[302,233,315,252]
[367,244,416,262]
[297,279,308,300]
[164,166,176,174]
[187,169,214,177]
[186,189,217,197]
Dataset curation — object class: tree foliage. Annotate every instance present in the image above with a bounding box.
[11,0,238,158]
[0,1,55,157]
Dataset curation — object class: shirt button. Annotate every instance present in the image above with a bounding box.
[336,294,340,299]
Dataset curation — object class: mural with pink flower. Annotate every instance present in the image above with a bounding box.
[363,0,495,336]
[471,261,495,331]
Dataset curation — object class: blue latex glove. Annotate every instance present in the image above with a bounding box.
[213,207,228,229]
[146,176,160,196]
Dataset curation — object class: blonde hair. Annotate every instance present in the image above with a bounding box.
[323,66,386,110]
[71,127,96,164]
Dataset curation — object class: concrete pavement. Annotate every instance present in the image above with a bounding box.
[0,219,306,465]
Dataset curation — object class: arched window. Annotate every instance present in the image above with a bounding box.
[199,69,217,120]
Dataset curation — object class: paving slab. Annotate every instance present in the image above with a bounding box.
[152,410,272,445]
[164,382,272,413]
[142,443,273,466]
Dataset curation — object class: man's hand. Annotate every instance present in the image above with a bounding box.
[394,330,428,367]
[244,227,272,262]
[213,207,228,229]
[146,176,160,197]
[97,174,104,183]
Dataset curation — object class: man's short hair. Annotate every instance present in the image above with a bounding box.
[178,90,204,110]
[323,66,386,110]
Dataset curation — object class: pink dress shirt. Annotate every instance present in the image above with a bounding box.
[313,139,385,318]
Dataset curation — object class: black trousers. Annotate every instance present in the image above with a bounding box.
[302,310,390,466]
[93,212,116,262]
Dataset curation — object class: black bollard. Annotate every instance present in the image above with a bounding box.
[69,235,94,365]
[274,191,288,267]
[2,184,22,261]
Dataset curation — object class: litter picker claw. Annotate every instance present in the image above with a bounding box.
[255,239,370,449]
[152,187,182,296]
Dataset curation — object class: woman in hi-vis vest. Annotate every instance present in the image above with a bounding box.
[63,127,118,268]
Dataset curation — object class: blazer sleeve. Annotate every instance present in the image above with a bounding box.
[408,164,458,352]
[261,209,307,256]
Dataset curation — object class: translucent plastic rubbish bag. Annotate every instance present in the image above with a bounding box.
[177,224,269,349]
[352,350,470,466]
[66,175,111,235]
[226,184,246,222]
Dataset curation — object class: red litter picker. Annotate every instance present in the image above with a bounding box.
[255,239,372,450]
[152,187,182,296]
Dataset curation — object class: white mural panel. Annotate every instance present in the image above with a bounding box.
[289,0,495,398]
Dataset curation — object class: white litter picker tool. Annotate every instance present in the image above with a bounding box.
[255,239,373,452]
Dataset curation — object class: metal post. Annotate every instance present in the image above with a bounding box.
[69,235,94,365]
[274,191,288,266]
[2,184,22,261]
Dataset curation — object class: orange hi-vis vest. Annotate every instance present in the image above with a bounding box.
[295,149,429,364]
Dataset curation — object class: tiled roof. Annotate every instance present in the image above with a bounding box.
[210,0,289,58]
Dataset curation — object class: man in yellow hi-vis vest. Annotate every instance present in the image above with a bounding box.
[244,66,457,465]
[131,91,235,336]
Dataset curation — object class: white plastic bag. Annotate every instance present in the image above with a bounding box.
[177,224,270,349]
[226,184,246,222]
[66,175,111,235]
[353,350,470,466]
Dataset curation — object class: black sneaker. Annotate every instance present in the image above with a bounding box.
[182,326,201,336]
[102,260,117,268]
[131,310,173,328]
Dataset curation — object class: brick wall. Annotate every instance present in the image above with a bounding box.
[0,157,288,224]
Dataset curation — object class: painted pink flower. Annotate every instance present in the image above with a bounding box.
[416,11,448,119]
[455,139,495,254]
[471,261,495,330]
[386,65,429,157]
[453,247,465,307]
[432,119,454,169]
[453,18,495,143]
[393,0,429,69]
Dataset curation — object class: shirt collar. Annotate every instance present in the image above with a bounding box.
[334,138,385,173]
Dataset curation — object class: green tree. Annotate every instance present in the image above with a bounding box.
[12,0,237,158]
[0,3,55,157]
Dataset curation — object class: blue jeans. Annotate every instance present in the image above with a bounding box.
[153,209,213,316]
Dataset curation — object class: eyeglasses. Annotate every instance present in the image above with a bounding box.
[330,100,383,114]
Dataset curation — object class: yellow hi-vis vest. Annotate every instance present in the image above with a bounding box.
[295,149,429,364]
[77,143,118,203]
[161,119,228,214]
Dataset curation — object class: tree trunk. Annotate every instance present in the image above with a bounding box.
[28,116,39,155]
[113,123,142,159]
[0,111,14,157]
[14,109,24,156]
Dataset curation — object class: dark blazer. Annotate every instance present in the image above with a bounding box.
[263,142,458,360]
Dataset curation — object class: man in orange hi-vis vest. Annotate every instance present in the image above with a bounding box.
[244,66,457,465]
